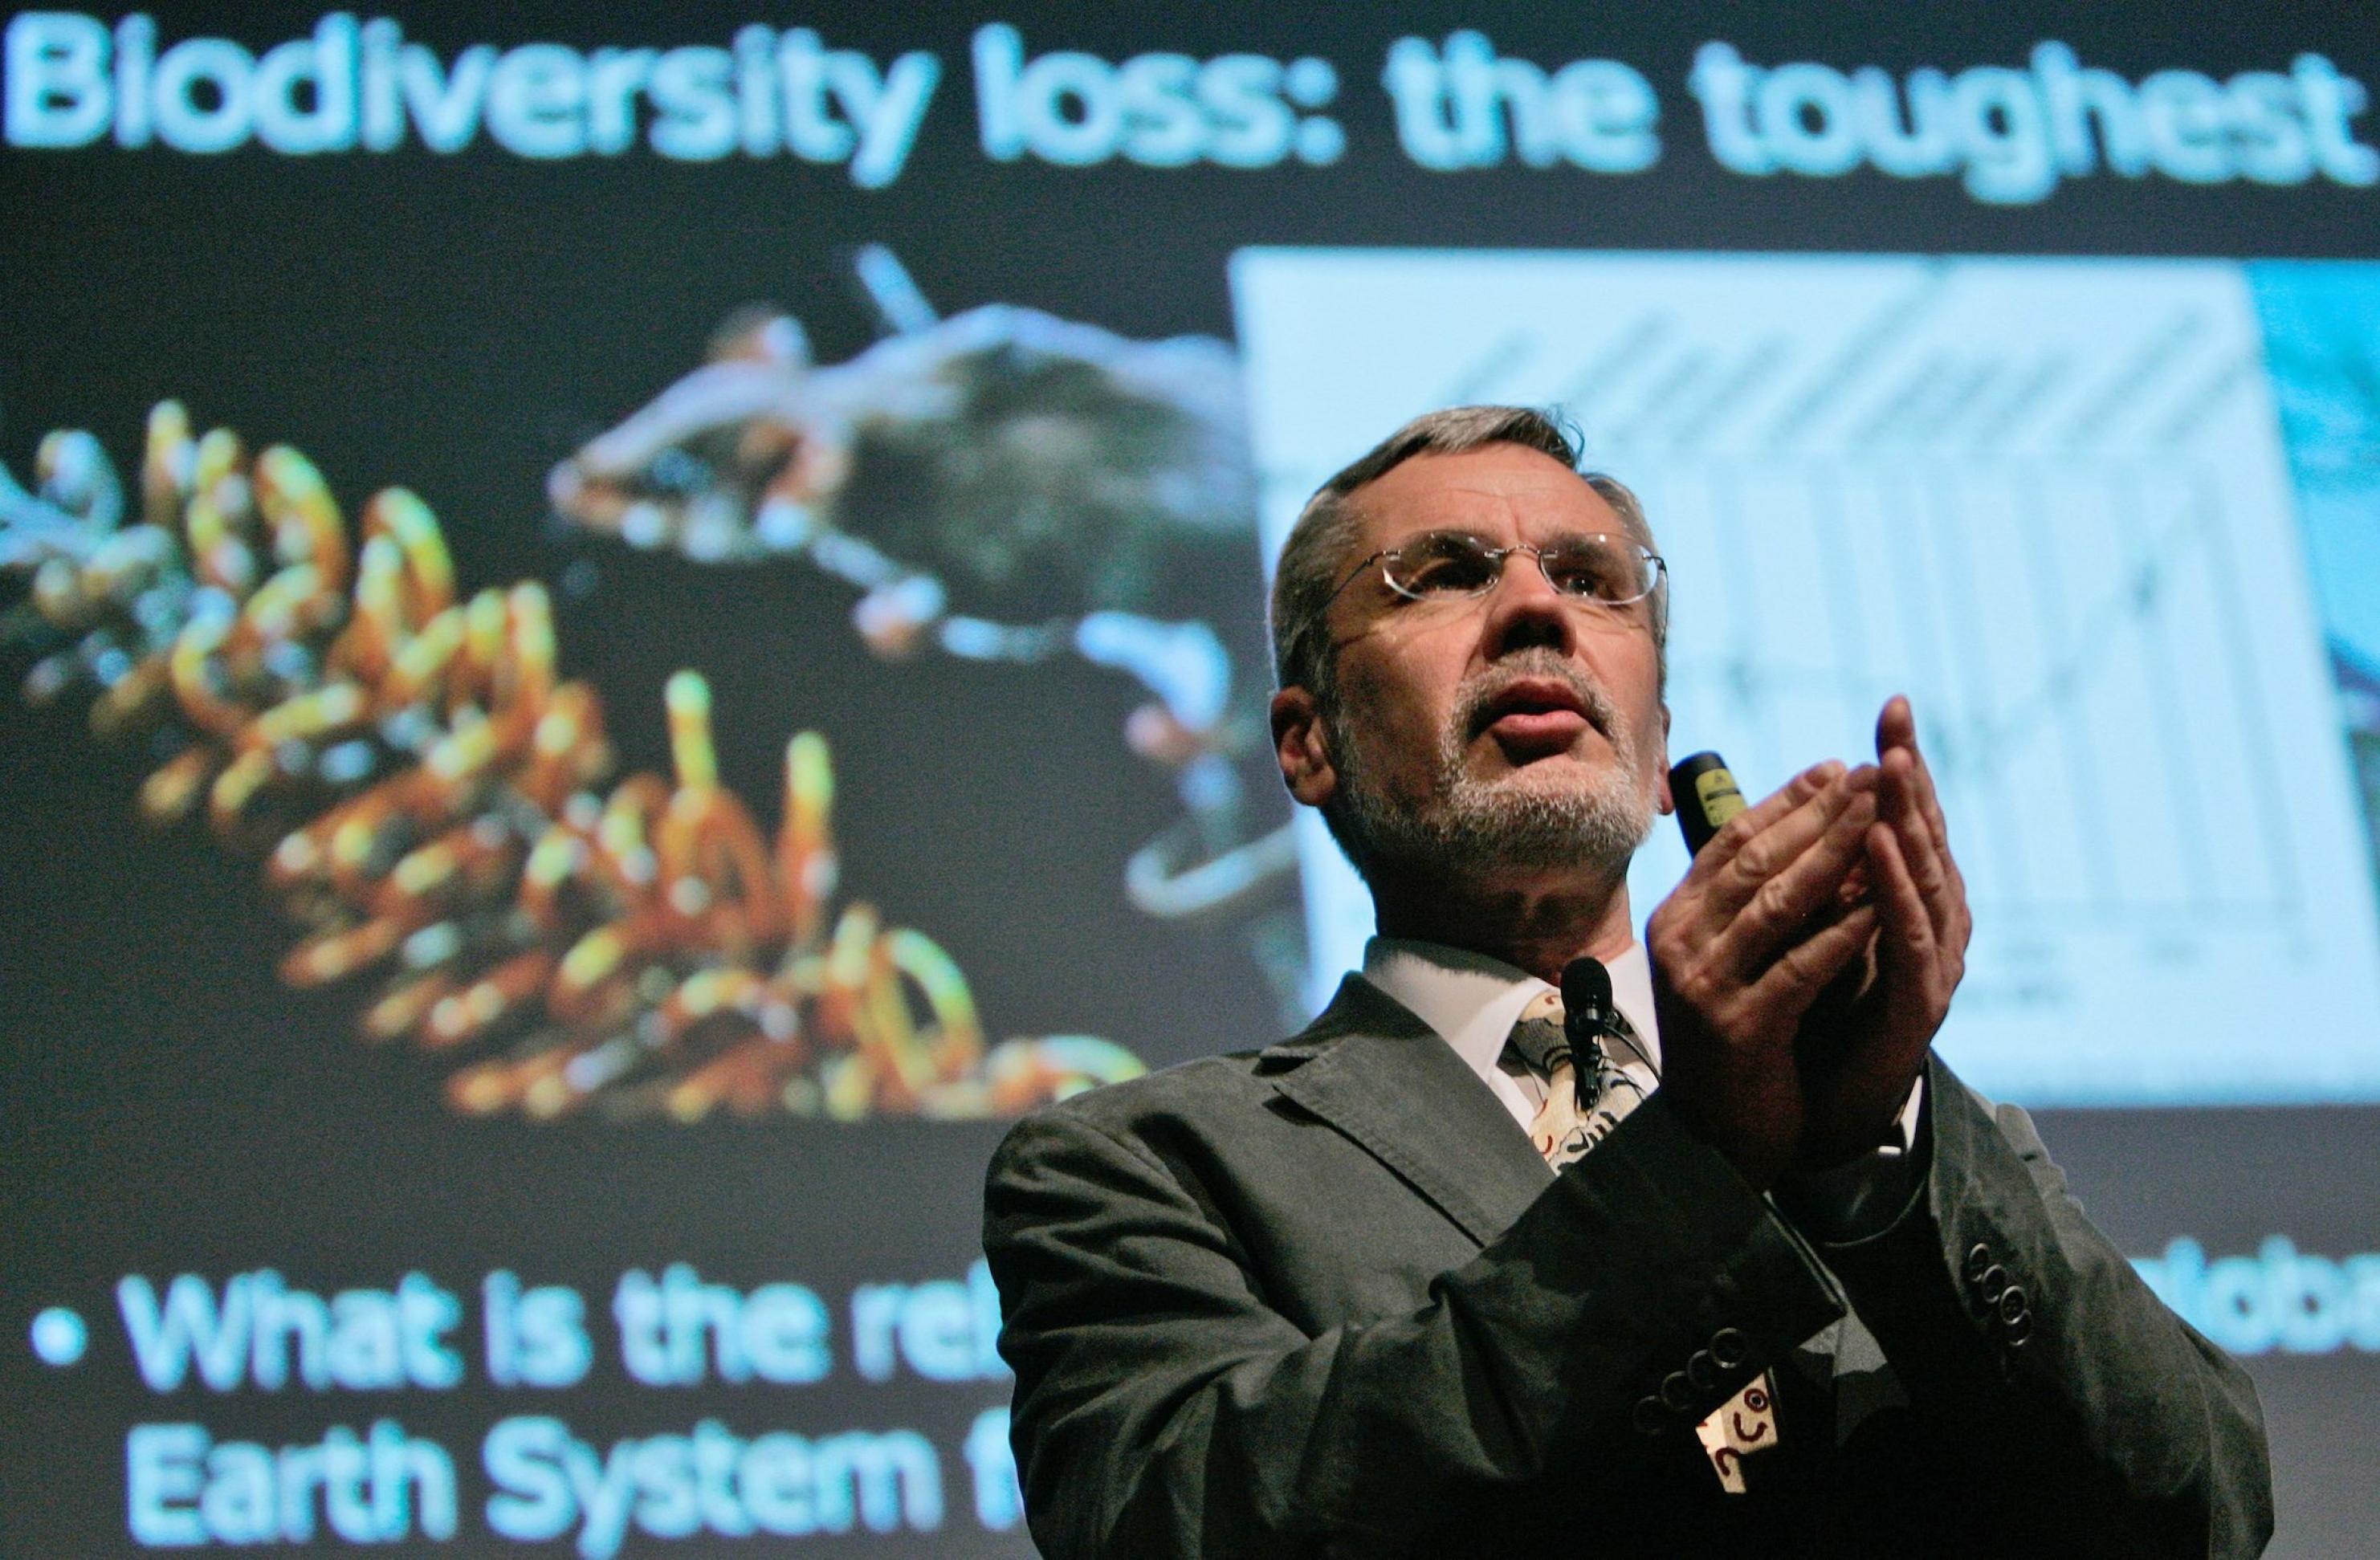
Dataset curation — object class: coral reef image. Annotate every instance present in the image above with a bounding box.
[0,401,1143,1121]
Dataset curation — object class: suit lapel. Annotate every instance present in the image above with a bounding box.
[1265,974,1555,1247]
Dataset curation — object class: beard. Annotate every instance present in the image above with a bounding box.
[1322,651,1656,885]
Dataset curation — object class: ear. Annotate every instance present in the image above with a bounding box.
[1270,686,1339,809]
[1653,702,1675,817]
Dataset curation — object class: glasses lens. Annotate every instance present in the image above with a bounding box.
[1385,532,1500,598]
[1542,536,1653,604]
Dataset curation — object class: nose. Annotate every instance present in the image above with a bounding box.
[1478,547,1575,658]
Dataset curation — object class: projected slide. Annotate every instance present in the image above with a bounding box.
[1235,250,2380,1105]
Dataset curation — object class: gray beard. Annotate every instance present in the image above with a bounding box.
[1323,656,1656,885]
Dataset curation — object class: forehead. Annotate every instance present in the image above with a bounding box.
[1351,444,1617,551]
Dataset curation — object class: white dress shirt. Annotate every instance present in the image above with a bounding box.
[1362,935,1926,1238]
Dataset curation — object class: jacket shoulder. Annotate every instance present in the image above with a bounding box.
[987,973,1414,1175]
[1003,1049,1277,1146]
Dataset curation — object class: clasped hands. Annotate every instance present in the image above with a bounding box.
[1648,696,1971,1191]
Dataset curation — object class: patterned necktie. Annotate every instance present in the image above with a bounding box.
[1504,977,1780,1496]
[1504,985,1647,1168]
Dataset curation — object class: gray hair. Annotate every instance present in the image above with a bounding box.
[1267,405,1666,704]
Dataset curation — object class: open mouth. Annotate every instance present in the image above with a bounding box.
[1447,675,1618,765]
[1472,675,1606,753]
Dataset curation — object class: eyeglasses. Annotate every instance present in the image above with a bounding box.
[1322,529,1665,618]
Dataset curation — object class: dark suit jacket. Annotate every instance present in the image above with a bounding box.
[983,975,2272,1558]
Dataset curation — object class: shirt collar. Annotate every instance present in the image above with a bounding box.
[1361,935,1662,1074]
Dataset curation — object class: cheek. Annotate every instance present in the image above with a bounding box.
[1635,708,1670,797]
[1629,676,1666,752]
[1335,652,1447,770]
[1603,646,1668,776]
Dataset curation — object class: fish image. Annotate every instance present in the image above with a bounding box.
[548,246,1306,1004]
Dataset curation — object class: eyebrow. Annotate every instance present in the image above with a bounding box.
[1390,526,1492,549]
[1392,527,1629,551]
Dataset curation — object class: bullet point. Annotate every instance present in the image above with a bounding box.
[31,1306,87,1367]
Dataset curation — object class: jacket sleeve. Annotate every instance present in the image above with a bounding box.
[982,1091,1844,1559]
[1808,1053,2275,1557]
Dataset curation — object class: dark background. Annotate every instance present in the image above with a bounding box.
[4,2,2376,1553]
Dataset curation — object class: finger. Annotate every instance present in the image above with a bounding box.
[1686,759,1844,890]
[1902,736,1970,943]
[1714,787,1881,979]
[1864,821,1941,996]
[1874,694,1916,760]
[1877,696,1954,865]
[1852,821,1962,1073]
[1746,902,1880,1019]
[1702,765,1878,920]
[1881,747,1961,947]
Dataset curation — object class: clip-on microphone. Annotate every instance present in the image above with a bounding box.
[1559,956,1617,1106]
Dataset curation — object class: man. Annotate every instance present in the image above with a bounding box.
[983,407,2272,1556]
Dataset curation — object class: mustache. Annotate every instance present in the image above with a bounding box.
[1456,652,1621,740]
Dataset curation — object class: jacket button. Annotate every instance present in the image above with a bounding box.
[1709,1327,1750,1369]
[2003,1306,2035,1348]
[1685,1350,1718,1391]
[1660,1371,1696,1412]
[1963,1242,1994,1284]
[1975,1264,2007,1303]
[1998,1286,2029,1326]
[1632,1396,1669,1435]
